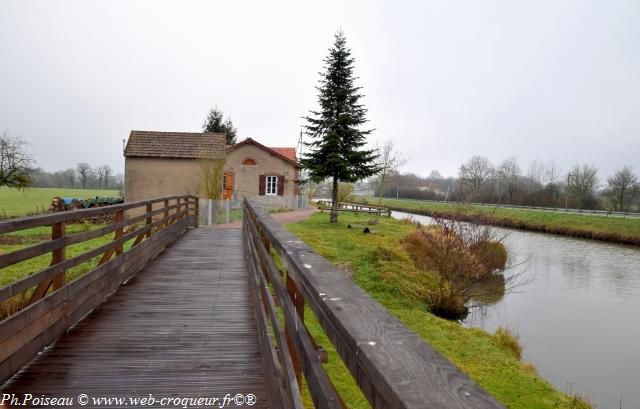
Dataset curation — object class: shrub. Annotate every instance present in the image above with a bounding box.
[425,280,469,320]
[470,241,507,273]
[494,326,522,360]
[400,215,514,320]
[337,183,354,203]
[370,245,405,263]
[567,395,592,409]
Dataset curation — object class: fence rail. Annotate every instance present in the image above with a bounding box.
[315,200,391,217]
[0,195,198,384]
[243,198,504,409]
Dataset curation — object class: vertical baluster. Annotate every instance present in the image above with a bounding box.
[51,221,66,290]
[115,210,124,255]
[145,203,152,238]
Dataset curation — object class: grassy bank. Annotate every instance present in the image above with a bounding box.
[0,187,120,218]
[286,212,591,409]
[357,197,640,246]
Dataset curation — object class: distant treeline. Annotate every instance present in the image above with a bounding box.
[30,162,123,191]
[374,157,640,212]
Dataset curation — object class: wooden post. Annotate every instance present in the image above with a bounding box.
[163,199,170,227]
[259,230,271,284]
[145,203,152,238]
[51,222,66,290]
[115,210,124,256]
[176,197,182,220]
[28,221,66,304]
[285,274,303,384]
[194,197,199,227]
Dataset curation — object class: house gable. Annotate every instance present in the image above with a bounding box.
[226,138,300,168]
[224,140,300,198]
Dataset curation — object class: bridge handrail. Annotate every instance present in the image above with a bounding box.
[244,198,504,409]
[0,194,199,384]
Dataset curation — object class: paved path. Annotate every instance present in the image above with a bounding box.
[213,207,318,229]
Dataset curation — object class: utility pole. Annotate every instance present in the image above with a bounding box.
[565,172,570,210]
[296,129,303,161]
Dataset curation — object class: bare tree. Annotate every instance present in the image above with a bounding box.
[496,156,521,203]
[606,166,638,211]
[0,132,36,189]
[543,160,561,186]
[197,151,225,200]
[76,162,92,189]
[375,139,408,204]
[527,159,545,186]
[61,168,76,188]
[567,164,599,209]
[337,182,354,203]
[96,165,113,189]
[459,156,493,198]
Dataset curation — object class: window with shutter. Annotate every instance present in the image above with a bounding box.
[277,175,285,196]
[266,176,278,195]
[258,175,266,196]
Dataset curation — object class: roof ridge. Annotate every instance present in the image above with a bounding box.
[130,130,225,135]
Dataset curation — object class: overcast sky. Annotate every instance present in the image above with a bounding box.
[1,0,638,178]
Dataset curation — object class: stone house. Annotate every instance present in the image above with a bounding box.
[123,131,301,203]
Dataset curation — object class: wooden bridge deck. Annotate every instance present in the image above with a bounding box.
[2,228,268,408]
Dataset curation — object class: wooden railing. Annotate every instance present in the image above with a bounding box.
[0,195,198,384]
[316,200,391,217]
[244,198,505,409]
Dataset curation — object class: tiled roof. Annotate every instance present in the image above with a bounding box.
[227,138,301,167]
[124,131,226,159]
[270,147,297,162]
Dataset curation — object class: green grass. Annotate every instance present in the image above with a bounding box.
[1,221,141,321]
[360,196,640,242]
[0,187,120,218]
[286,212,592,409]
[0,223,133,288]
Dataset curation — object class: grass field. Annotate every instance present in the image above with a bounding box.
[0,187,120,218]
[287,212,591,409]
[357,197,640,245]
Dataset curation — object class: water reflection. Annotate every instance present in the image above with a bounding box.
[392,211,640,409]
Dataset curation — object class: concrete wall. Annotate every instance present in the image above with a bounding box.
[225,144,299,198]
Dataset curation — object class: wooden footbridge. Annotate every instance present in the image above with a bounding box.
[0,196,504,409]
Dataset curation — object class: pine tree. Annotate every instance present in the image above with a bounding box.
[301,31,380,223]
[202,107,238,145]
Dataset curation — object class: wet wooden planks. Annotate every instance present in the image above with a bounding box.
[2,228,268,408]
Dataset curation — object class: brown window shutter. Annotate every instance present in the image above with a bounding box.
[277,175,285,196]
[258,175,266,196]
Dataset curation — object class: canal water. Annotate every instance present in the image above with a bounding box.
[392,211,640,409]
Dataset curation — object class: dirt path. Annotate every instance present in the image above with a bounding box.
[212,207,318,229]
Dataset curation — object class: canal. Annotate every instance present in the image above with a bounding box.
[392,211,640,409]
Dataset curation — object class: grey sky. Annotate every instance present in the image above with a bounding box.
[1,0,638,179]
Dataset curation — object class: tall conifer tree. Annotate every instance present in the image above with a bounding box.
[203,107,238,145]
[302,31,380,223]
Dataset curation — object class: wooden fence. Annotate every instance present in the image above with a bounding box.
[316,200,391,217]
[0,195,198,384]
[243,198,504,409]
